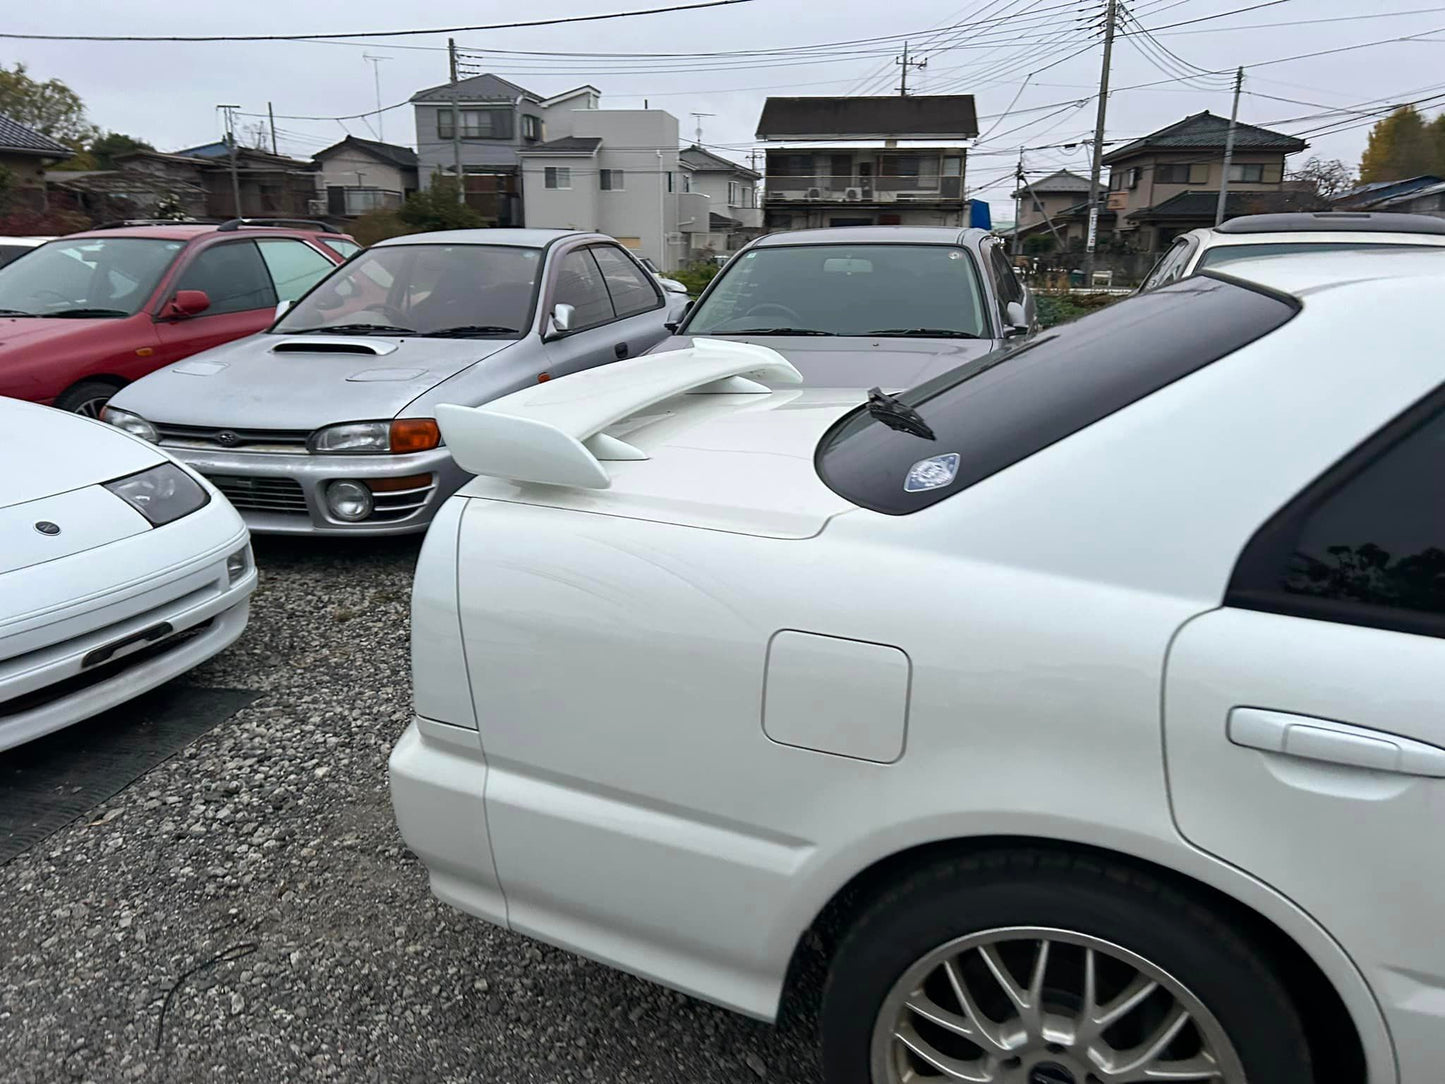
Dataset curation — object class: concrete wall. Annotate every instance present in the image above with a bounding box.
[519,154,600,232]
[577,110,684,270]
[316,148,414,196]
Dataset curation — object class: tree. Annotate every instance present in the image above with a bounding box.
[1358,105,1437,183]
[398,176,484,231]
[1286,157,1355,201]
[0,62,97,149]
[90,132,153,170]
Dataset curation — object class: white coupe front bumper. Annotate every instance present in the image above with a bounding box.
[0,503,256,751]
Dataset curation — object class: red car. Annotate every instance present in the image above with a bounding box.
[0,219,359,416]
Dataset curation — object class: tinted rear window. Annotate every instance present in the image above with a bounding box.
[815,274,1298,515]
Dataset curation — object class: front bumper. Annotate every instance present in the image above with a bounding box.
[165,446,470,536]
[0,526,256,751]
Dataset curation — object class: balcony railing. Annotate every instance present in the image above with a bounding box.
[764,174,963,202]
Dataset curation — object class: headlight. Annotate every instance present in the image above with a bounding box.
[104,462,209,526]
[308,419,441,454]
[226,545,251,584]
[101,406,158,443]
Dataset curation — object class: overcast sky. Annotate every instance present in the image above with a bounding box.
[8,0,1445,219]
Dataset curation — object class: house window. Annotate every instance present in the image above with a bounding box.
[437,106,512,140]
[1229,163,1265,182]
[600,169,625,191]
[1156,163,1209,184]
[728,181,740,205]
[879,155,941,191]
[666,171,674,193]
[1127,167,1140,189]
[1109,173,1124,191]
[522,114,541,141]
[545,167,572,190]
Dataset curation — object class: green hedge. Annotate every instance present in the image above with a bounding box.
[1035,291,1122,329]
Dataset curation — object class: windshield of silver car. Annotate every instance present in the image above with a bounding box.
[681,244,991,339]
[0,237,185,318]
[275,243,543,338]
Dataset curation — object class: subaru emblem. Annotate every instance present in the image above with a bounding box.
[904,453,960,493]
[34,521,61,536]
[215,430,240,447]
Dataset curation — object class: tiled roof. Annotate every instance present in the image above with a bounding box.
[1127,188,1326,222]
[757,95,978,140]
[412,73,539,103]
[0,112,72,157]
[1335,174,1443,208]
[314,136,419,169]
[1012,169,1090,197]
[517,136,602,154]
[709,211,741,229]
[681,144,760,179]
[1102,111,1305,164]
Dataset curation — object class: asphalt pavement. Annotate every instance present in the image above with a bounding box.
[0,537,822,1084]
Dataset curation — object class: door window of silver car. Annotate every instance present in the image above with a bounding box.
[256,239,337,303]
[551,248,616,330]
[175,241,277,316]
[588,244,661,318]
[1139,236,1197,292]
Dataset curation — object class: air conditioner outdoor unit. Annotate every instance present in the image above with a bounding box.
[844,188,862,201]
[806,187,821,200]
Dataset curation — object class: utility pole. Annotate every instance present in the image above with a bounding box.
[267,102,278,155]
[448,38,465,205]
[690,112,716,146]
[1012,149,1024,255]
[1084,0,1118,280]
[363,54,391,141]
[218,104,243,218]
[1215,67,1245,226]
[896,42,927,97]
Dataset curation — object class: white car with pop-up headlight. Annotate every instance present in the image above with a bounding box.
[0,398,255,751]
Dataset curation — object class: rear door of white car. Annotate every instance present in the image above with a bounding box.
[1164,386,1445,1081]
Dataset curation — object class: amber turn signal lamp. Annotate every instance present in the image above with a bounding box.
[364,474,433,493]
[389,418,441,453]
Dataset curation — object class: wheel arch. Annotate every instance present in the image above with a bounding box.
[781,834,1382,1084]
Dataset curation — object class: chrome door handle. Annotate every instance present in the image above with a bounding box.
[1228,708,1445,777]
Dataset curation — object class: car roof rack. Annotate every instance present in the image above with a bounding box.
[1215,212,1445,236]
[91,218,216,230]
[215,217,332,233]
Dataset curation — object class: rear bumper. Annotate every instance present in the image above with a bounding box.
[167,446,471,536]
[388,716,508,928]
[0,530,255,751]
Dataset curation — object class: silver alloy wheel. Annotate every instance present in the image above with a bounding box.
[870,926,1247,1084]
[73,395,110,419]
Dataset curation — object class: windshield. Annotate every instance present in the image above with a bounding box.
[275,243,543,337]
[0,237,184,317]
[682,243,990,338]
[1199,241,1432,269]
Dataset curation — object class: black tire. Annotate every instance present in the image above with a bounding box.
[54,380,122,418]
[820,849,1312,1084]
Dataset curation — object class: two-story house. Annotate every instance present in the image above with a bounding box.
[0,113,71,213]
[312,136,419,218]
[1009,169,1090,244]
[678,144,761,255]
[410,75,601,226]
[1099,111,1314,248]
[517,107,709,271]
[756,96,977,231]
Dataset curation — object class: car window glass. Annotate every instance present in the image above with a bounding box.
[685,244,990,339]
[256,239,337,303]
[175,241,276,315]
[1139,239,1190,292]
[0,237,183,316]
[589,245,660,318]
[1229,398,1445,635]
[1198,241,1427,269]
[816,275,1298,515]
[551,248,615,329]
[274,244,541,337]
[320,238,362,259]
[988,244,1023,304]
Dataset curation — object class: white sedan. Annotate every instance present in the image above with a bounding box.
[1,398,255,750]
[392,250,1445,1084]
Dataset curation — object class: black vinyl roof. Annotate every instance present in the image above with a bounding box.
[1216,212,1445,236]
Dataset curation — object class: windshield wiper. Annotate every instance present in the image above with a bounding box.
[46,307,129,318]
[288,323,416,335]
[422,325,519,338]
[722,327,836,336]
[866,386,936,440]
[868,328,982,339]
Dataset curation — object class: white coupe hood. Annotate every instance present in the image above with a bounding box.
[0,399,163,509]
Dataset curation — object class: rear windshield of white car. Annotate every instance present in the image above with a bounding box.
[681,244,991,339]
[274,243,544,338]
[815,274,1299,515]
[1198,241,1428,269]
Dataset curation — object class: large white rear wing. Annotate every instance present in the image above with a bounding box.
[435,338,804,489]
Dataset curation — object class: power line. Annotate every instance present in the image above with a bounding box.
[0,0,757,42]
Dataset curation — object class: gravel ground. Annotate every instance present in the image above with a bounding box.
[0,537,822,1084]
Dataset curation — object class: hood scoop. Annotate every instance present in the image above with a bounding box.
[270,337,399,356]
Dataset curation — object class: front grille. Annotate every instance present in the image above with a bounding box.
[155,422,311,452]
[207,475,309,515]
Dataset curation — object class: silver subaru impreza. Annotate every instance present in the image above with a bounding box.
[103,228,681,535]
